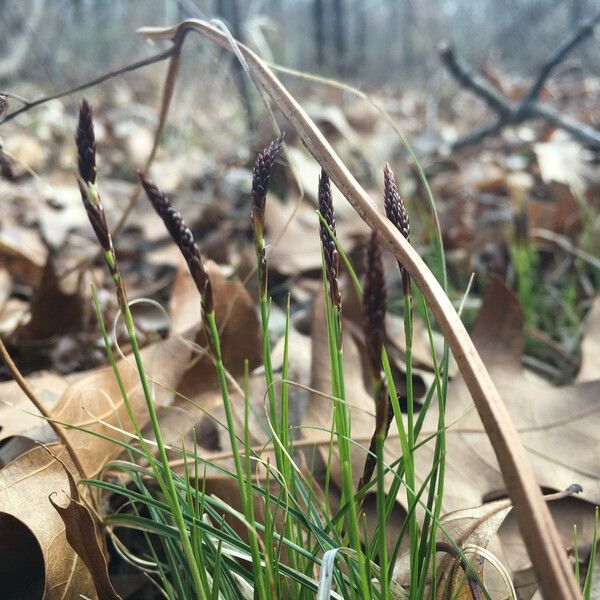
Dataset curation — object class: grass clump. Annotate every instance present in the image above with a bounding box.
[73,99,494,599]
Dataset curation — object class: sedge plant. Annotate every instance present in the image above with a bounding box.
[71,99,494,599]
[137,170,273,598]
[317,170,372,599]
[76,99,207,595]
[383,163,420,598]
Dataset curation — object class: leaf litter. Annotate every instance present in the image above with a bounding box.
[0,30,598,599]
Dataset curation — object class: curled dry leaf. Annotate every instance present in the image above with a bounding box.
[0,335,191,598]
[0,444,96,600]
[435,497,515,600]
[48,452,121,600]
[414,277,600,514]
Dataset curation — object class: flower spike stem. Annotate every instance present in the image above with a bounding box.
[357,231,391,599]
[137,170,269,599]
[317,171,371,597]
[249,137,285,459]
[75,100,205,595]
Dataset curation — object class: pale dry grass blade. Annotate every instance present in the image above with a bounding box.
[138,19,581,598]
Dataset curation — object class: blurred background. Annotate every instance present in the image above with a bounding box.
[0,4,599,596]
[0,0,598,382]
[2,0,600,86]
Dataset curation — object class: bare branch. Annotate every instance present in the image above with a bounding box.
[517,10,600,111]
[449,119,504,151]
[439,44,512,118]
[440,16,600,152]
[528,101,600,147]
[0,46,177,125]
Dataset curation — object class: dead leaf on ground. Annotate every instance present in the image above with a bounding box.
[0,370,68,441]
[498,493,597,581]
[0,444,97,600]
[0,224,47,288]
[11,257,84,341]
[170,259,262,400]
[49,453,121,600]
[414,277,600,514]
[51,335,191,478]
[266,194,323,277]
[0,334,191,599]
[526,182,580,235]
[0,370,69,466]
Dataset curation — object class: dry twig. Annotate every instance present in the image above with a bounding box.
[440,11,600,151]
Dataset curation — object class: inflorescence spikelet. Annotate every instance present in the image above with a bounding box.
[358,231,392,491]
[251,135,284,252]
[318,170,341,312]
[250,135,284,298]
[383,163,411,296]
[363,231,387,379]
[76,99,97,185]
[138,171,213,314]
[76,99,111,256]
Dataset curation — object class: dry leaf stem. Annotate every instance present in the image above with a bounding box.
[138,20,580,598]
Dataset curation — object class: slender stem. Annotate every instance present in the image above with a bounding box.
[573,526,580,587]
[120,299,205,596]
[0,336,87,479]
[280,295,291,465]
[375,407,390,600]
[414,300,447,598]
[382,345,418,599]
[323,275,371,598]
[257,255,300,592]
[204,311,268,600]
[403,294,420,599]
[257,253,286,476]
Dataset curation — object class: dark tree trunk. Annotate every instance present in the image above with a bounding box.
[354,0,367,75]
[216,0,255,134]
[333,0,347,75]
[313,0,325,68]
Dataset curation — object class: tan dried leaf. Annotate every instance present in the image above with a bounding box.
[48,453,121,600]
